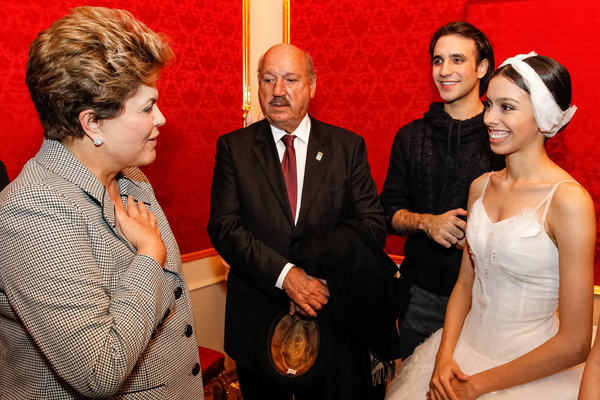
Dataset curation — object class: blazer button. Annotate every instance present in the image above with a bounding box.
[192,363,200,376]
[291,239,298,246]
[174,287,183,299]
[185,324,193,337]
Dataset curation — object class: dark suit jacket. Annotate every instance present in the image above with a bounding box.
[207,116,387,369]
[0,160,9,192]
[294,219,406,361]
[291,219,408,400]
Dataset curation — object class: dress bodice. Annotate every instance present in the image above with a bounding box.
[463,174,577,363]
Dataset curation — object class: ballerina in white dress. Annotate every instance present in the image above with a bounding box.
[386,53,596,400]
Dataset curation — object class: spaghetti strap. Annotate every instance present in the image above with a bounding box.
[479,172,494,200]
[537,180,580,224]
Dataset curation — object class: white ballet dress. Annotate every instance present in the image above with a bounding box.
[386,175,587,399]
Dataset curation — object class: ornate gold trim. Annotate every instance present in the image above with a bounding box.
[283,0,290,43]
[242,0,251,127]
[595,286,600,295]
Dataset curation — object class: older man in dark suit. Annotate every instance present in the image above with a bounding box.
[207,44,387,400]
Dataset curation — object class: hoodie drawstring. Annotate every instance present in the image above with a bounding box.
[438,120,462,209]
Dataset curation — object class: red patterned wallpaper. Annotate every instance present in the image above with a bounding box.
[293,0,600,282]
[467,0,600,284]
[2,1,598,282]
[0,0,242,254]
[292,0,470,254]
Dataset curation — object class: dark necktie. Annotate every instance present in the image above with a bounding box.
[281,134,297,220]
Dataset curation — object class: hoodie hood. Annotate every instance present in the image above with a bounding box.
[424,102,487,156]
[422,102,490,212]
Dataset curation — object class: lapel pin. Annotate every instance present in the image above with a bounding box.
[316,152,323,161]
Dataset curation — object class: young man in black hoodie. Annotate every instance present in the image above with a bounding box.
[379,21,505,359]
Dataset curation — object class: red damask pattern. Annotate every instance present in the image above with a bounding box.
[0,0,242,254]
[2,1,597,280]
[293,0,600,283]
[292,0,470,254]
[467,0,600,284]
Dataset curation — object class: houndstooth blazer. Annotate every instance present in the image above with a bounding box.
[0,140,203,399]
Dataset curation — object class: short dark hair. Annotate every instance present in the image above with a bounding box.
[26,6,174,141]
[496,55,572,112]
[429,21,495,96]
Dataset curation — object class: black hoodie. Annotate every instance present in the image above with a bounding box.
[380,102,505,296]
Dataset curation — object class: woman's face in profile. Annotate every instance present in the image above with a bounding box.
[97,85,166,170]
[483,75,541,155]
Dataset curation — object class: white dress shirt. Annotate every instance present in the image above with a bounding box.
[270,114,311,289]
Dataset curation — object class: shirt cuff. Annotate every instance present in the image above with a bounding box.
[275,262,295,289]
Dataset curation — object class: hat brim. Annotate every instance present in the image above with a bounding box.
[254,297,335,390]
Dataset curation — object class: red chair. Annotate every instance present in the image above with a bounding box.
[198,346,242,399]
[198,346,225,385]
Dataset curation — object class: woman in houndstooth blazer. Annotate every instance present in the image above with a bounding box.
[0,7,203,399]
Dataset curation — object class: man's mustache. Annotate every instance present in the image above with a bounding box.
[269,97,290,107]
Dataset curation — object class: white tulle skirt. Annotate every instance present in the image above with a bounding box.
[385,329,586,400]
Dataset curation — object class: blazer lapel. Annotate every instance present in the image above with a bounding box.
[296,117,331,231]
[252,120,295,225]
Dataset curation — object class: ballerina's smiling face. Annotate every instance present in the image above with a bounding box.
[483,75,542,155]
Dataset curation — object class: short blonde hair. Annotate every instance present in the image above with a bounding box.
[25,6,175,141]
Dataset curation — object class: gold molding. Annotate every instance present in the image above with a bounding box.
[283,0,290,43]
[595,286,600,295]
[242,0,251,127]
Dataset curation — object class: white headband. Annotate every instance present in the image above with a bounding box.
[499,51,576,138]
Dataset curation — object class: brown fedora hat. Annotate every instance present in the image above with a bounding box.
[254,296,335,390]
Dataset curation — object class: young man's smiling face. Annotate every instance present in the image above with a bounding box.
[431,35,487,109]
